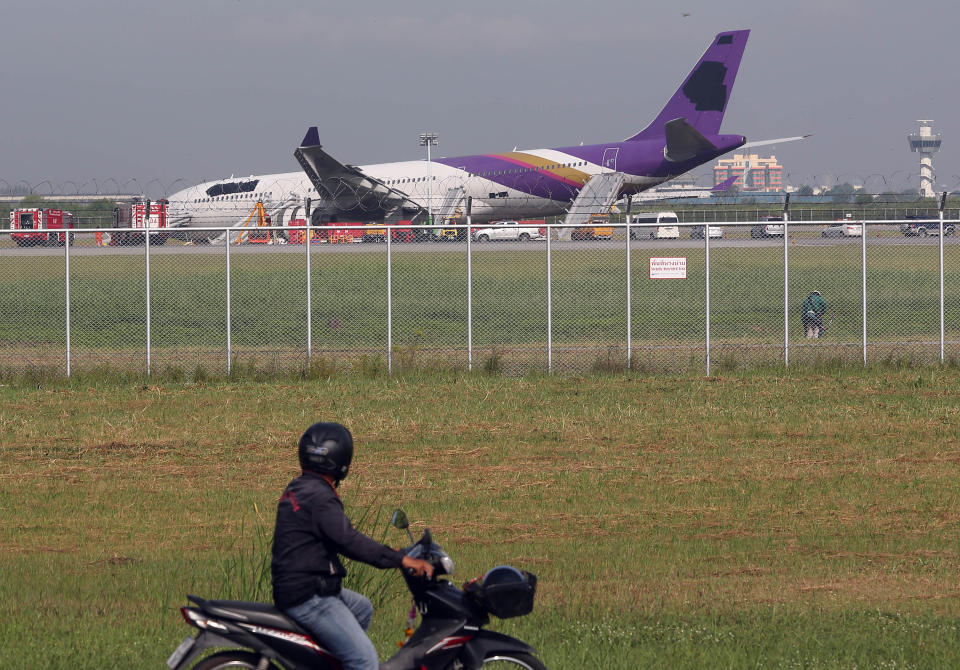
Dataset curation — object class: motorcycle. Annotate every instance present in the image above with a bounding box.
[166,509,546,670]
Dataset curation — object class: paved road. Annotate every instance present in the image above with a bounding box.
[2,233,958,257]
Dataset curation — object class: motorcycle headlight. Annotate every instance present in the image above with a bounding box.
[440,555,455,576]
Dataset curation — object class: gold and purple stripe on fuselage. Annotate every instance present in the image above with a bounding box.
[435,149,601,204]
[489,152,592,188]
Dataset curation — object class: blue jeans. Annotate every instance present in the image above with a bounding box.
[284,588,378,670]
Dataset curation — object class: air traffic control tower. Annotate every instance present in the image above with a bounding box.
[908,120,942,197]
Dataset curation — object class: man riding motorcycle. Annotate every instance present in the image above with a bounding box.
[271,422,433,670]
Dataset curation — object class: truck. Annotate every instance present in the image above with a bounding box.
[361,223,388,243]
[112,199,170,245]
[572,214,614,240]
[391,220,416,243]
[320,222,364,244]
[899,215,955,237]
[9,208,75,247]
[471,220,546,242]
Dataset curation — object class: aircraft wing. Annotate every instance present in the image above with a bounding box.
[740,135,811,149]
[294,127,414,217]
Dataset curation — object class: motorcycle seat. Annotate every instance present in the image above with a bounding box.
[199,598,310,635]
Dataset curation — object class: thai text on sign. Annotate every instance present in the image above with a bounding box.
[649,257,687,279]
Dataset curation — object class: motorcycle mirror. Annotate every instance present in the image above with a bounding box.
[391,509,409,530]
[392,509,415,543]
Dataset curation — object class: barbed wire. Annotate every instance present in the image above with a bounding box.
[3,172,960,233]
[1,171,954,199]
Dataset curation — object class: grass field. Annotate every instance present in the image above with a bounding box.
[1,366,959,668]
[1,241,960,376]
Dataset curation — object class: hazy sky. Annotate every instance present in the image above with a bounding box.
[3,0,959,195]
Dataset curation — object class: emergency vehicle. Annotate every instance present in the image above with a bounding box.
[111,199,170,245]
[9,208,74,247]
[572,214,614,240]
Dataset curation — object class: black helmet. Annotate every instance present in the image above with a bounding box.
[482,565,527,589]
[298,422,353,481]
[477,566,537,619]
[811,290,821,296]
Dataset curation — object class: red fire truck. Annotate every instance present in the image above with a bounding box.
[111,199,170,245]
[9,208,75,247]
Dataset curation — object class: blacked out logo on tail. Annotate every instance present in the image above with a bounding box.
[682,62,728,112]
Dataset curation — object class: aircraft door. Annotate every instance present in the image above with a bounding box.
[602,147,619,172]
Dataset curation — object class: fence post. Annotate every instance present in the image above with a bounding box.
[306,223,313,364]
[386,224,393,374]
[65,228,71,377]
[939,191,946,363]
[862,217,867,366]
[625,197,632,370]
[225,228,232,375]
[546,223,553,373]
[783,194,791,367]
[466,198,473,372]
[705,219,711,376]
[145,225,152,377]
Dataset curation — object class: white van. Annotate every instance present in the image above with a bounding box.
[630,211,680,240]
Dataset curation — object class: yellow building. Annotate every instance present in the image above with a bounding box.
[713,153,784,192]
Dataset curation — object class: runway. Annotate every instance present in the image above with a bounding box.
[2,230,956,257]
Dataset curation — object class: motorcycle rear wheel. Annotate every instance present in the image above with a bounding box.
[191,651,280,670]
[482,652,548,669]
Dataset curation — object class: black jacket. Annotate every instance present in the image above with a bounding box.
[271,471,405,609]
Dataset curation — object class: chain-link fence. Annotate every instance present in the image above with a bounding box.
[2,217,959,377]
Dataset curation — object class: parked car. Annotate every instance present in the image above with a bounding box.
[630,211,679,240]
[690,225,724,239]
[821,221,863,238]
[899,215,955,237]
[750,216,784,239]
[472,220,545,242]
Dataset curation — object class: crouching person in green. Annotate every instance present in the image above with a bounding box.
[801,290,827,339]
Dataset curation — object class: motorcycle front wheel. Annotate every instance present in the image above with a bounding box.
[482,652,548,669]
[191,651,280,670]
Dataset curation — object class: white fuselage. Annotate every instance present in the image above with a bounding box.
[166,150,665,232]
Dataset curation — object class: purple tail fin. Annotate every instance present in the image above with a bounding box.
[627,29,750,142]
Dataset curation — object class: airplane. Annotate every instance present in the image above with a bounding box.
[166,29,801,238]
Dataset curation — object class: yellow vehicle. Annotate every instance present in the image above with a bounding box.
[434,214,463,241]
[572,215,614,240]
[361,223,387,243]
[436,227,460,241]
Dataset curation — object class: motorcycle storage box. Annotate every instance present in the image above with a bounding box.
[466,568,537,619]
